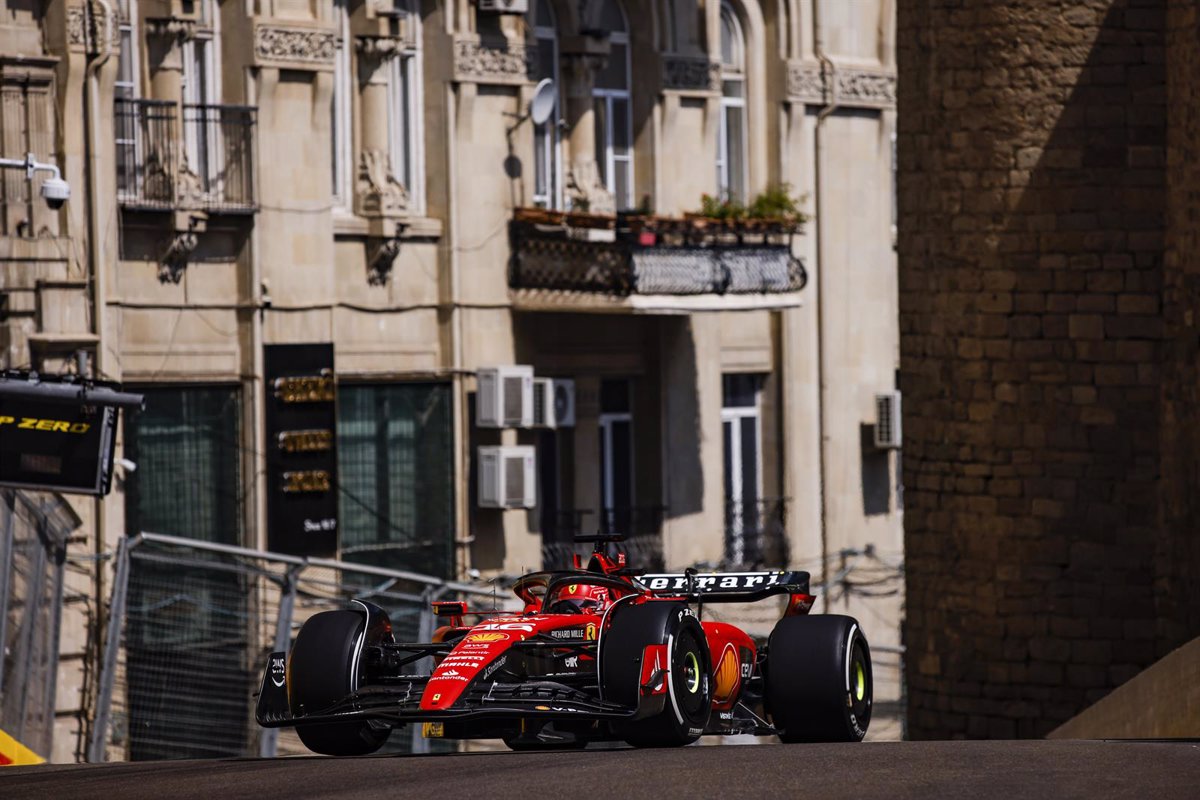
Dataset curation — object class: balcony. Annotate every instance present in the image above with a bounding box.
[725,498,789,569]
[510,209,807,313]
[116,98,256,214]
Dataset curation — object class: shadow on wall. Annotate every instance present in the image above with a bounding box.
[900,0,1189,739]
[660,315,705,520]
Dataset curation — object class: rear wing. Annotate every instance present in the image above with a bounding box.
[636,570,811,603]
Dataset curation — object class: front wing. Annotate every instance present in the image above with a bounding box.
[255,638,659,729]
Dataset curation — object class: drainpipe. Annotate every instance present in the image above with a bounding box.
[447,82,470,578]
[82,0,114,755]
[813,2,838,608]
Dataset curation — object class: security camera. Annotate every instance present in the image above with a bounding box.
[40,177,70,209]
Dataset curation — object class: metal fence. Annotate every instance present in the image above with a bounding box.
[88,532,506,762]
[114,98,257,213]
[0,489,79,758]
[724,498,789,569]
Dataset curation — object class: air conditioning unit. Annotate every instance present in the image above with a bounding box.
[532,378,576,428]
[477,366,534,428]
[477,445,536,509]
[874,391,902,449]
[477,0,529,14]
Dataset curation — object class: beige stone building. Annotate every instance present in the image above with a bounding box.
[0,0,902,759]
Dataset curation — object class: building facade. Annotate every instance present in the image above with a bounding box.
[0,0,902,760]
[900,0,1200,739]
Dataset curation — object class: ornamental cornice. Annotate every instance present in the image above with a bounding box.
[661,55,720,94]
[452,36,536,85]
[786,60,895,110]
[253,23,337,70]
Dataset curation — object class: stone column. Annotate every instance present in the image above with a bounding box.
[145,18,193,106]
[561,46,614,214]
[355,37,408,217]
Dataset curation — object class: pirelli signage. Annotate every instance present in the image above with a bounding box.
[265,344,338,557]
[0,376,133,496]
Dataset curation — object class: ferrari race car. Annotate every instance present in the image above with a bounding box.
[256,536,872,753]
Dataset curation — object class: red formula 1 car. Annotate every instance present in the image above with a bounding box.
[256,536,872,753]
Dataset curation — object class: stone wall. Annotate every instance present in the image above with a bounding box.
[897,0,1196,739]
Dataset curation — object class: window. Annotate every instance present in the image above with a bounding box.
[122,386,248,760]
[717,1,747,203]
[116,0,139,101]
[598,379,634,533]
[722,374,763,564]
[124,386,243,545]
[181,0,219,181]
[331,0,352,206]
[530,0,561,209]
[593,0,632,210]
[337,384,454,578]
[384,4,423,211]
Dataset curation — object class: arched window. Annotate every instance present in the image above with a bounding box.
[717,1,746,203]
[530,0,561,209]
[593,0,632,210]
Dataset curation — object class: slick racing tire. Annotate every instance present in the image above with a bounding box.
[289,609,390,756]
[765,614,872,743]
[600,602,711,747]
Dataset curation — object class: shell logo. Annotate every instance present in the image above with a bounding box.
[712,644,741,704]
[465,632,509,644]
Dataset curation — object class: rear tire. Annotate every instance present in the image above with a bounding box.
[289,609,390,756]
[765,614,872,743]
[600,602,711,747]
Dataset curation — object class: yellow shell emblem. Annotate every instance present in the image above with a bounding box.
[713,645,741,704]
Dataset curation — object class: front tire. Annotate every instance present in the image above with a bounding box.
[765,614,872,743]
[600,602,711,747]
[289,609,390,756]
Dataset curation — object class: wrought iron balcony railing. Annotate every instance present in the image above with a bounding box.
[115,98,257,213]
[725,497,789,569]
[510,210,807,297]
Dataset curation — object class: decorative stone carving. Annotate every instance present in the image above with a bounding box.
[159,230,198,284]
[357,149,409,217]
[67,3,122,52]
[452,37,536,85]
[356,36,406,63]
[565,160,615,216]
[254,25,337,69]
[146,17,198,44]
[662,56,720,93]
[836,68,897,109]
[786,61,826,105]
[786,60,896,110]
[366,235,403,286]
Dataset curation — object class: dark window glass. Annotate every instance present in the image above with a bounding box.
[124,386,242,544]
[600,378,631,414]
[722,373,762,409]
[337,383,455,579]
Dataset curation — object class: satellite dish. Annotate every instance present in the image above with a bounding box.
[529,78,557,126]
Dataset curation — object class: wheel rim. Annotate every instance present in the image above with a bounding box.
[848,639,872,727]
[683,651,701,694]
[672,627,710,722]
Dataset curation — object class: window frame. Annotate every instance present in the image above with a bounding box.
[717,0,748,204]
[530,0,562,209]
[331,0,353,208]
[592,1,633,210]
[384,6,425,215]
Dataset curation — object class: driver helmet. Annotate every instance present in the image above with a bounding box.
[555,583,611,614]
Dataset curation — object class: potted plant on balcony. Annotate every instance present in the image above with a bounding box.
[688,184,808,239]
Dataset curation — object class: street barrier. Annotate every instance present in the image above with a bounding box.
[0,489,79,761]
[88,532,507,761]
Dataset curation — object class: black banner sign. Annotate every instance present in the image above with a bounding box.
[0,401,117,495]
[265,344,338,556]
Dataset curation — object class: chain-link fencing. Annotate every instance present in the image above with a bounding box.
[0,489,80,758]
[88,532,508,762]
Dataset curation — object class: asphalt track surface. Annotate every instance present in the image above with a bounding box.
[3,740,1197,800]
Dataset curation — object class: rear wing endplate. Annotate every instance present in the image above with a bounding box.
[635,570,811,602]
